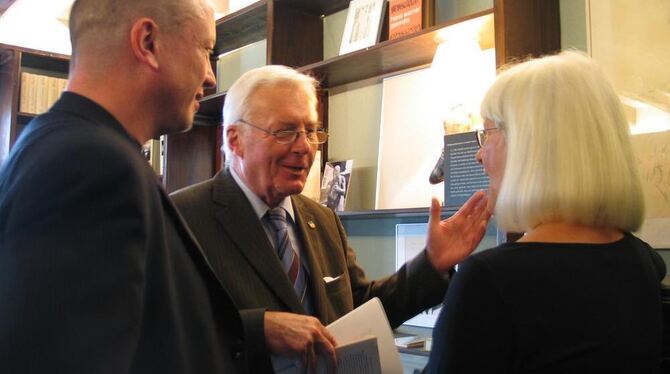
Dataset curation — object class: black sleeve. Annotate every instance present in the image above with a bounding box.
[424,256,514,374]
[0,130,149,373]
[648,249,667,282]
[239,308,274,373]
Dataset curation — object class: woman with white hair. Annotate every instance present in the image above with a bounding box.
[424,51,666,373]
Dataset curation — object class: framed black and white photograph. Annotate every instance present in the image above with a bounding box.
[320,160,354,211]
[339,0,386,55]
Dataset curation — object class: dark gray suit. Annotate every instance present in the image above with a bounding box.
[0,93,248,373]
[171,169,450,371]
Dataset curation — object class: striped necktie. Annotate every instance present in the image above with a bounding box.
[266,207,308,306]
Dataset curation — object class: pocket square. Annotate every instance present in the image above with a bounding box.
[323,274,342,283]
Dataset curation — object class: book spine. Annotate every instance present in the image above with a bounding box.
[27,73,37,114]
[46,76,58,111]
[19,72,28,113]
[36,74,48,114]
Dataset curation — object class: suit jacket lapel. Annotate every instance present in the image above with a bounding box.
[159,185,217,273]
[212,170,304,313]
[291,196,329,322]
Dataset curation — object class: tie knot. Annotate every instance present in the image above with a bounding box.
[267,207,288,230]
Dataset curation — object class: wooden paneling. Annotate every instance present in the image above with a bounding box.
[0,48,19,165]
[164,125,218,193]
[494,0,561,67]
[268,1,323,67]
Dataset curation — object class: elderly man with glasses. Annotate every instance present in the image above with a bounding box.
[171,65,490,373]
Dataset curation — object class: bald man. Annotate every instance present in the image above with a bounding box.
[0,1,254,372]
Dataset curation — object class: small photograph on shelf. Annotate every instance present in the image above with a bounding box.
[320,160,354,211]
[339,0,387,55]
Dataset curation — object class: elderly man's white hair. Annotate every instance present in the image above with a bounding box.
[221,65,319,164]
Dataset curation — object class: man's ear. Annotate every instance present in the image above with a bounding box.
[227,125,244,158]
[129,18,160,70]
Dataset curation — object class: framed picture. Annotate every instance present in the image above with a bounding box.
[320,160,354,211]
[339,0,386,55]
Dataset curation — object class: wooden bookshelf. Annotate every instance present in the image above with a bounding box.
[0,44,70,165]
[162,0,560,192]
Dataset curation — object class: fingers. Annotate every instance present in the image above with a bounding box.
[304,345,316,374]
[455,190,486,218]
[313,328,337,371]
[429,197,441,226]
[264,312,338,372]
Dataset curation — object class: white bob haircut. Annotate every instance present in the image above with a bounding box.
[221,65,319,163]
[481,51,644,233]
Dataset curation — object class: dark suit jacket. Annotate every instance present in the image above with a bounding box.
[171,169,450,370]
[0,93,248,374]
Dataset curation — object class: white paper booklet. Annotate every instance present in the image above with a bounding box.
[316,335,380,374]
[277,297,402,374]
[324,297,403,374]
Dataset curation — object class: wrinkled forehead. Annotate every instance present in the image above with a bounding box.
[247,82,318,117]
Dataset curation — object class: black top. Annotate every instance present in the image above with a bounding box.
[425,233,666,374]
[0,93,248,373]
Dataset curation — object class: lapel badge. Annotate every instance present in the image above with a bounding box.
[307,220,316,229]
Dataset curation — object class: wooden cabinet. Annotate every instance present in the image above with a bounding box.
[166,0,560,193]
[0,44,69,165]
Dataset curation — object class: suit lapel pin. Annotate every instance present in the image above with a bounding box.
[307,220,316,229]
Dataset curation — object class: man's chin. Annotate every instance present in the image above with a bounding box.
[160,120,193,136]
[276,181,306,197]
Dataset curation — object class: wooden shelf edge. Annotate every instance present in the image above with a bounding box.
[300,8,494,88]
[285,0,351,16]
[17,112,38,122]
[215,0,267,24]
[197,91,227,121]
[0,43,70,61]
[214,0,268,55]
[193,114,222,127]
[337,206,459,219]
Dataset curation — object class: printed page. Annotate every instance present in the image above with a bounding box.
[276,298,402,374]
[326,297,403,374]
[317,335,380,374]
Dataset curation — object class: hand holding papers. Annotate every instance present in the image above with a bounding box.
[277,297,402,374]
[320,297,403,374]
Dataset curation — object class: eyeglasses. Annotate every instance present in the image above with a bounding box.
[476,126,501,147]
[237,119,328,145]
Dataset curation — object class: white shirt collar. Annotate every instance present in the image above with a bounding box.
[228,167,296,222]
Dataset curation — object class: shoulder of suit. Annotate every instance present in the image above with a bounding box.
[15,115,138,171]
[293,194,335,217]
[170,177,214,203]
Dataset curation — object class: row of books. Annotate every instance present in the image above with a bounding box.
[19,72,67,115]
